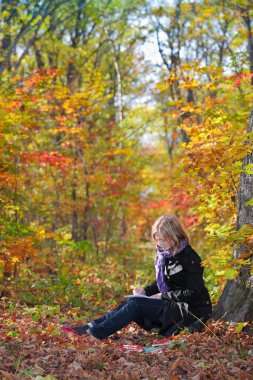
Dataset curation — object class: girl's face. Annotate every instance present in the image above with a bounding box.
[154,233,175,251]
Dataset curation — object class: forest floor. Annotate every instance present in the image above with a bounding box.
[0,303,252,380]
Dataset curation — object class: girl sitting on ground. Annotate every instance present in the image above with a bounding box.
[62,214,212,340]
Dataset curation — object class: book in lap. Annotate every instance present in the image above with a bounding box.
[124,294,150,299]
[124,294,161,300]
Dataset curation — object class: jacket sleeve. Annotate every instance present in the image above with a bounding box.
[144,280,159,296]
[161,251,205,304]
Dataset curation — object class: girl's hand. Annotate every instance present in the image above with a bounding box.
[133,287,145,295]
[149,293,162,299]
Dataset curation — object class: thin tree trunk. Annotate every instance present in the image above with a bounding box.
[82,181,90,241]
[240,5,253,85]
[71,152,78,241]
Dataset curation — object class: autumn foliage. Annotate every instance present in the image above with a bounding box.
[0,0,253,378]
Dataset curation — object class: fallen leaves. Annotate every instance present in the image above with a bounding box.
[0,304,252,380]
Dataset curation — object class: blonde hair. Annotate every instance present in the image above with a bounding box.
[152,215,189,250]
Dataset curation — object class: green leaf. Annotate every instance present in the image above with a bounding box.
[245,198,253,206]
[7,331,19,338]
[196,361,210,368]
[20,369,35,376]
[176,339,186,347]
[244,164,253,175]
[234,322,248,333]
[224,268,238,280]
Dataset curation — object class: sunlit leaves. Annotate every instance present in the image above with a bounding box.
[153,52,253,293]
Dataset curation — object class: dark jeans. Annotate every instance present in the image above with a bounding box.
[89,298,168,340]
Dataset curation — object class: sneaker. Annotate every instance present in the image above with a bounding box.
[61,324,89,336]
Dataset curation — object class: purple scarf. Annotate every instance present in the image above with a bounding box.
[155,239,188,292]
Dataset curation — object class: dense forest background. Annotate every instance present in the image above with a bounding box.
[1,1,253,378]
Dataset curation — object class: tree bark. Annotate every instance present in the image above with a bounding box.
[213,106,253,322]
[239,4,253,86]
[71,152,78,241]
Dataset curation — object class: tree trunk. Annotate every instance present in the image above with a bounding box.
[213,106,253,322]
[71,162,78,241]
[240,4,253,86]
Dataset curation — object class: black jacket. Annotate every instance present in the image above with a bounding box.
[144,244,212,319]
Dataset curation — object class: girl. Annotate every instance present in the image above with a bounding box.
[61,215,212,340]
